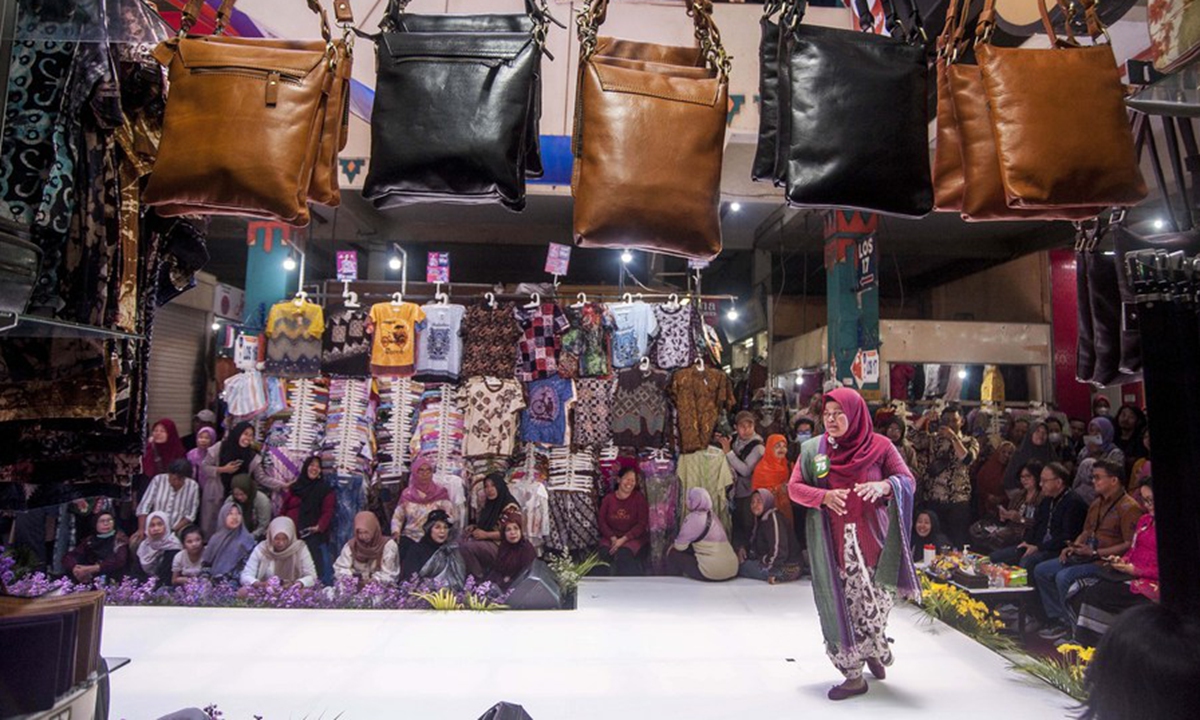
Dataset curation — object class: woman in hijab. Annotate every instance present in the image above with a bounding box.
[201,503,256,582]
[1074,416,1126,504]
[666,487,738,582]
[1114,404,1148,474]
[788,387,919,701]
[390,455,455,555]
[134,511,182,583]
[240,516,317,589]
[142,419,187,479]
[191,427,223,539]
[738,488,802,583]
[883,416,919,477]
[461,472,521,581]
[333,511,400,586]
[204,421,263,498]
[401,509,456,581]
[282,456,335,582]
[63,510,129,584]
[223,474,271,540]
[751,434,794,527]
[1003,421,1056,494]
[911,509,951,562]
[485,509,537,590]
[973,440,1015,521]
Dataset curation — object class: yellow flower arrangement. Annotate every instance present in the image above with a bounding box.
[918,576,1006,636]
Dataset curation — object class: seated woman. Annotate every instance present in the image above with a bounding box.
[334,511,400,586]
[461,472,521,581]
[401,509,457,582]
[969,460,1042,552]
[225,474,272,540]
[240,517,318,590]
[171,525,205,586]
[597,467,649,576]
[63,509,129,584]
[738,488,802,584]
[281,456,335,583]
[133,511,181,584]
[201,504,256,583]
[390,456,455,557]
[1072,478,1158,646]
[484,510,537,591]
[911,509,951,563]
[666,488,737,582]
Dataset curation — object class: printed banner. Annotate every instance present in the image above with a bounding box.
[426,252,450,283]
[545,243,572,275]
[336,251,358,281]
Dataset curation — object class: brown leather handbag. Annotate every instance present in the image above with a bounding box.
[144,0,354,226]
[975,0,1146,211]
[932,0,968,212]
[571,0,729,260]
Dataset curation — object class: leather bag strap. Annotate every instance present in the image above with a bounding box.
[385,0,555,31]
[178,0,236,36]
[577,0,731,75]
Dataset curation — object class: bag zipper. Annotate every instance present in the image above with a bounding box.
[190,67,304,106]
[390,55,509,68]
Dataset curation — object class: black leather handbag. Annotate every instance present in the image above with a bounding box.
[751,3,784,184]
[363,0,556,212]
[776,0,933,217]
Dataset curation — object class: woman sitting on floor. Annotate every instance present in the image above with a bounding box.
[666,488,737,582]
[738,488,802,583]
[62,509,129,584]
[597,467,649,576]
[134,511,182,584]
[484,510,537,591]
[201,504,256,582]
[390,455,455,558]
[240,517,318,590]
[461,472,521,581]
[334,511,400,586]
[401,509,458,582]
[171,525,205,586]
[911,509,951,563]
[224,474,271,541]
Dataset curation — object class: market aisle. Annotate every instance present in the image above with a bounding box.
[103,577,1071,719]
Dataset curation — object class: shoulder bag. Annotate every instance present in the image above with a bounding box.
[752,1,786,184]
[572,0,730,260]
[362,0,556,212]
[144,0,354,226]
[778,0,933,218]
[932,0,968,212]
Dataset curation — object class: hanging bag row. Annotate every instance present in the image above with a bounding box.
[362,0,557,212]
[571,0,731,260]
[753,0,933,218]
[934,0,1146,220]
[144,0,354,226]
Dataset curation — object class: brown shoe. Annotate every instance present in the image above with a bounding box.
[827,679,869,701]
[867,657,887,680]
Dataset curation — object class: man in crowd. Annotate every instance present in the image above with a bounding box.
[989,461,1088,574]
[911,405,979,547]
[133,458,200,542]
[718,411,764,549]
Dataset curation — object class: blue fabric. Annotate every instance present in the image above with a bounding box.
[1035,558,1102,623]
[330,474,365,554]
[520,376,575,445]
[738,560,772,581]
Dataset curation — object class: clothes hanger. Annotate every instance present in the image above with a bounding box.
[572,292,588,308]
[341,281,360,309]
[484,291,498,309]
[391,291,403,306]
[433,283,450,305]
[523,292,541,309]
[292,290,308,307]
[639,356,651,372]
[666,293,680,308]
[694,356,705,372]
[621,292,633,304]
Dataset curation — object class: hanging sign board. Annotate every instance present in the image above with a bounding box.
[426,252,450,283]
[212,283,245,321]
[851,348,880,388]
[855,233,877,291]
[545,243,572,276]
[336,251,358,281]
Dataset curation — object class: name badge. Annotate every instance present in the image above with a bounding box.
[814,454,830,479]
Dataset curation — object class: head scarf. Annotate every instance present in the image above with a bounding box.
[421,509,454,544]
[1004,421,1057,489]
[749,488,780,547]
[821,388,895,492]
[1082,416,1117,459]
[201,503,256,577]
[230,474,258,528]
[85,511,126,563]
[477,473,520,531]
[490,510,536,586]
[685,487,714,513]
[143,419,187,478]
[912,508,949,549]
[187,427,218,479]
[259,516,307,584]
[349,511,389,567]
[400,455,451,505]
[291,456,331,531]
[885,416,909,446]
[136,510,182,572]
[218,422,259,492]
[751,434,791,492]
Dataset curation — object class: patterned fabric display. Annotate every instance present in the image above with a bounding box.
[652,303,696,369]
[520,375,576,446]
[610,367,671,449]
[410,386,469,522]
[608,302,658,369]
[573,378,616,448]
[514,303,570,381]
[508,444,551,548]
[639,453,681,574]
[321,304,372,377]
[462,377,526,458]
[368,302,426,376]
[415,303,466,382]
[668,365,737,454]
[546,447,599,553]
[321,378,375,477]
[374,377,424,485]
[559,302,615,378]
[264,300,325,377]
[460,303,521,379]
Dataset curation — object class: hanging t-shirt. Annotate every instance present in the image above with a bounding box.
[463,376,527,457]
[610,366,671,448]
[461,303,522,379]
[368,301,427,376]
[520,375,576,446]
[573,377,616,448]
[415,303,466,382]
[608,302,658,369]
[321,303,372,377]
[560,302,615,378]
[264,300,325,377]
[669,365,737,454]
[514,303,570,382]
[652,303,696,369]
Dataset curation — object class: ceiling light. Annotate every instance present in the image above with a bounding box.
[958,369,968,380]
[795,375,804,386]
[211,321,221,332]
[282,256,297,271]
[620,250,633,264]
[388,256,402,271]
[726,307,739,321]
[730,202,742,213]
[1153,218,1166,230]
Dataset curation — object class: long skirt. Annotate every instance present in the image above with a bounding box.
[827,524,895,680]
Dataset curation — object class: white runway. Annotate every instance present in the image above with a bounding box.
[103,577,1072,719]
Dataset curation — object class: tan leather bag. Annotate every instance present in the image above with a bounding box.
[572,0,729,260]
[144,0,354,226]
[975,0,1146,210]
[932,0,967,213]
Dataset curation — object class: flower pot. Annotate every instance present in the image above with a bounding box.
[560,588,577,610]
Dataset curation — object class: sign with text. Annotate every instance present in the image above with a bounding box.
[855,233,877,291]
[426,252,450,283]
[544,243,572,276]
[336,251,358,281]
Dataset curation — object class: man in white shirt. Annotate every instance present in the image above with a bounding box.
[134,458,200,542]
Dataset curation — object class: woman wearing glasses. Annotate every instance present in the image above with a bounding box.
[788,387,921,701]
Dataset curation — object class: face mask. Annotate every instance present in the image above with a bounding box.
[1084,434,1103,447]
[795,432,813,444]
[1048,432,1064,444]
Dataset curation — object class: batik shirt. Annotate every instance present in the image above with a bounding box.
[514,303,570,382]
[520,375,576,446]
[573,377,616,448]
[610,367,671,448]
[461,303,521,379]
[560,303,615,378]
[608,302,658,369]
[368,302,426,376]
[652,304,696,369]
[463,377,526,457]
[669,366,737,453]
[910,428,979,504]
[415,303,465,382]
[265,300,325,377]
[321,304,371,377]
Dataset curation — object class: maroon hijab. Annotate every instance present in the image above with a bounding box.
[142,418,187,477]
[823,388,894,490]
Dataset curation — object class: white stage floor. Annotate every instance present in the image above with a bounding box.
[103,577,1072,719]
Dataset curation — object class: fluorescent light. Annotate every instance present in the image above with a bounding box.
[1154,218,1166,230]
[388,256,402,271]
[726,307,739,321]
[282,256,297,271]
[730,202,742,212]
[620,250,633,264]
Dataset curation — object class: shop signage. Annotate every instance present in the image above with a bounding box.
[336,251,358,281]
[427,252,450,283]
[212,283,245,321]
[545,243,571,276]
[855,233,877,291]
[688,258,711,270]
[851,348,880,388]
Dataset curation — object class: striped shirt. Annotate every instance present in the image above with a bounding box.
[137,474,200,530]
